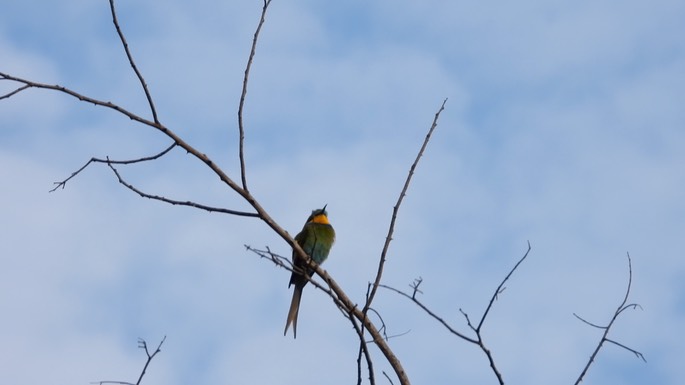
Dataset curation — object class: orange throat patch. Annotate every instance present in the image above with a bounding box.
[310,214,330,225]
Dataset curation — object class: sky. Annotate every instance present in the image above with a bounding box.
[1,0,684,384]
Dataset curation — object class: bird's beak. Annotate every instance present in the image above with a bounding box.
[322,204,328,211]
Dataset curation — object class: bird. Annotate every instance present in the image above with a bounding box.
[284,205,336,338]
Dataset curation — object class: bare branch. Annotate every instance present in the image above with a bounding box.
[109,0,159,123]
[135,336,166,385]
[574,253,645,385]
[572,313,607,329]
[365,98,448,311]
[107,161,259,217]
[7,66,407,385]
[350,315,376,385]
[605,338,647,362]
[246,245,291,269]
[382,242,532,385]
[365,307,390,341]
[245,246,339,301]
[50,142,177,192]
[237,0,273,191]
[458,308,475,331]
[477,240,532,332]
[384,281,504,384]
[4,2,418,382]
[247,245,411,385]
[409,277,424,299]
[0,84,30,100]
[379,283,477,344]
[1,72,157,125]
[49,144,257,217]
[94,337,166,385]
[382,371,396,385]
[0,72,257,213]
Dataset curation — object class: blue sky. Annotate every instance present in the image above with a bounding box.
[1,0,684,384]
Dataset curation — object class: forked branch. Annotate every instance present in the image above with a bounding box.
[381,242,532,385]
[107,161,259,217]
[365,98,448,311]
[50,142,177,192]
[476,240,532,332]
[92,336,167,385]
[246,242,411,385]
[573,253,645,385]
[2,2,449,384]
[109,0,159,123]
[353,99,447,383]
[237,0,273,191]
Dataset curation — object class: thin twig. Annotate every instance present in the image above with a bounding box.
[477,240,532,332]
[574,253,645,385]
[572,313,607,329]
[350,315,376,385]
[457,309,505,384]
[50,142,176,192]
[605,338,647,362]
[382,371,395,385]
[237,0,273,191]
[107,161,259,217]
[135,336,166,385]
[109,0,159,123]
[365,98,447,311]
[246,245,291,268]
[3,2,415,381]
[245,246,339,300]
[0,71,259,214]
[1,72,158,125]
[246,245,410,385]
[461,242,533,385]
[247,246,354,318]
[382,242,532,385]
[93,336,166,385]
[0,84,30,100]
[355,284,373,385]
[379,284,477,344]
[360,99,447,383]
[365,307,389,341]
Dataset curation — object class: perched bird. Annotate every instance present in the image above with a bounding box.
[284,205,336,338]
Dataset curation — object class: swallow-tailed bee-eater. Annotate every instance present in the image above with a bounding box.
[284,205,335,338]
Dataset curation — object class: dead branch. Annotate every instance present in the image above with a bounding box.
[477,240,531,332]
[573,253,645,385]
[381,242,532,385]
[0,71,261,218]
[134,337,166,385]
[0,84,30,100]
[365,98,448,311]
[238,0,273,191]
[382,371,396,385]
[50,142,177,192]
[92,336,166,385]
[237,96,441,381]
[2,1,442,383]
[109,0,159,124]
[350,99,447,384]
[379,283,477,344]
[246,245,410,384]
[106,161,259,217]
[350,315,376,385]
[0,72,158,126]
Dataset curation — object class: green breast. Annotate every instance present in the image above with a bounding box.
[297,223,335,264]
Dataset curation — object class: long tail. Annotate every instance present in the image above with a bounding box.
[284,284,304,338]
